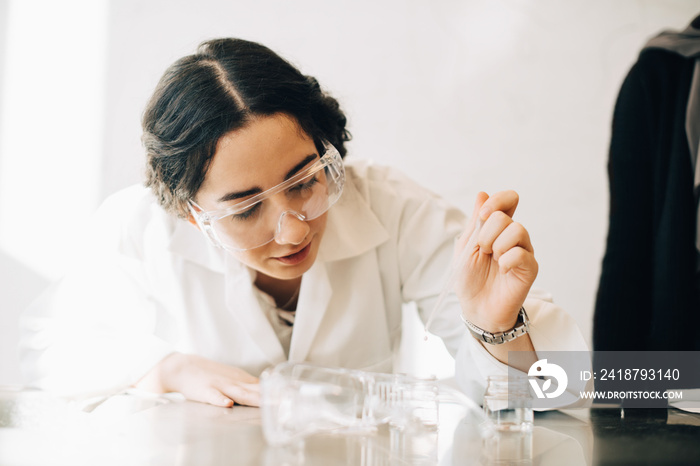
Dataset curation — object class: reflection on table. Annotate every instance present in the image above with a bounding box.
[1,388,700,465]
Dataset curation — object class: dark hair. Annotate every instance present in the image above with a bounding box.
[142,38,351,218]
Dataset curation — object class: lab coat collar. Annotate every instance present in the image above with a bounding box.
[317,168,391,263]
[167,218,229,274]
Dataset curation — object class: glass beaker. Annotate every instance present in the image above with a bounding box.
[480,428,533,465]
[483,375,533,432]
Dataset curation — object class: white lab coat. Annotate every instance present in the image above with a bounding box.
[19,160,588,401]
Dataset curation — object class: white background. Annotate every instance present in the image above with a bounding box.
[1,0,698,384]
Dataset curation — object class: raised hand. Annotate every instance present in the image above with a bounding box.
[455,191,538,333]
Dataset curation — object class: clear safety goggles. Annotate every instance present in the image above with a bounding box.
[188,141,345,252]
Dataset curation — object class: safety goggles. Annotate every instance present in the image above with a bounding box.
[188,141,345,252]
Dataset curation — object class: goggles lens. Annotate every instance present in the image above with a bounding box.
[189,142,345,251]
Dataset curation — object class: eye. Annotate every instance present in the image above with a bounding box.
[230,202,262,221]
[288,175,319,194]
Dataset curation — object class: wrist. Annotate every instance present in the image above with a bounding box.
[462,307,530,345]
[159,352,190,393]
[460,303,521,333]
[135,352,184,394]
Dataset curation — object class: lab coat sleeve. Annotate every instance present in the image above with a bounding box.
[18,189,175,398]
[393,183,588,403]
[453,292,591,404]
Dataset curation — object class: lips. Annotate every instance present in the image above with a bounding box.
[274,242,311,265]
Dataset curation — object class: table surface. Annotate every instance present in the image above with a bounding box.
[1,388,700,466]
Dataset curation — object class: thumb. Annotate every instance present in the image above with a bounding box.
[457,192,489,250]
[471,191,490,223]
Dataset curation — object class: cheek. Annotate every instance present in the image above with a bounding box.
[309,213,328,237]
[231,248,267,268]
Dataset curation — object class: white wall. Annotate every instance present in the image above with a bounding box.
[1,0,699,384]
[0,0,109,384]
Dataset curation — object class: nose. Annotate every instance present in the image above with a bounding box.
[274,210,310,246]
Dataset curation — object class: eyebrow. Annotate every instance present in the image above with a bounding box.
[216,153,319,204]
[285,154,318,181]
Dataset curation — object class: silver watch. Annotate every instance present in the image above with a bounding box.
[462,307,530,345]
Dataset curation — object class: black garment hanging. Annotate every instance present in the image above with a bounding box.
[594,46,700,351]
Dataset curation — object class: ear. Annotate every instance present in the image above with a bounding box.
[187,213,200,231]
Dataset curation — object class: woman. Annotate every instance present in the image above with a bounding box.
[19,38,586,407]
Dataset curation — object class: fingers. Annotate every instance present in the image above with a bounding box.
[202,387,235,408]
[457,192,490,250]
[463,190,535,274]
[480,215,534,257]
[226,367,259,385]
[219,382,261,407]
[471,191,490,222]
[478,190,519,220]
[497,246,539,277]
[214,367,260,407]
[459,190,521,251]
[165,354,262,408]
[196,382,260,408]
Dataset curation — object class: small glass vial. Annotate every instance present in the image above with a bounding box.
[483,375,533,432]
[481,428,533,465]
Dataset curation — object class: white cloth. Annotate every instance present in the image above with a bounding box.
[18,160,588,401]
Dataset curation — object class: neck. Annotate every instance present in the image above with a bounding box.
[254,272,301,309]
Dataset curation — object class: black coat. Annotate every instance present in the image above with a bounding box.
[594,48,700,351]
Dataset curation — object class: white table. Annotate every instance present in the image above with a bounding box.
[2,387,698,465]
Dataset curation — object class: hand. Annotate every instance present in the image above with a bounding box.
[455,191,538,333]
[134,352,260,407]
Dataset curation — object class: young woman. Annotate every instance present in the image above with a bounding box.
[19,38,586,407]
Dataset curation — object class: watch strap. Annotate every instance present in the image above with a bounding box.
[462,307,530,345]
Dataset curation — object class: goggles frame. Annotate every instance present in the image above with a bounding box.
[188,141,345,252]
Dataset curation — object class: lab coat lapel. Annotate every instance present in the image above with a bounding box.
[288,260,332,362]
[288,170,390,362]
[168,217,226,273]
[316,168,390,262]
[170,215,287,362]
[224,256,287,366]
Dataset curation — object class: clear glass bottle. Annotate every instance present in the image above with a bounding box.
[483,375,533,432]
[260,362,475,447]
